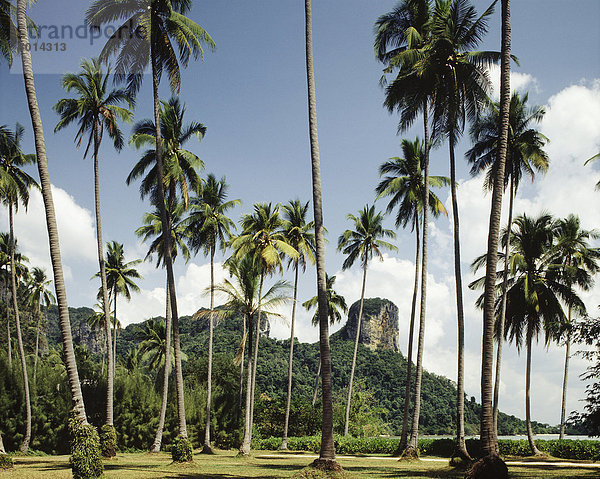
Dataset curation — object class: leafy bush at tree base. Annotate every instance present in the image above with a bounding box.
[68,411,103,479]
[0,454,13,469]
[171,436,193,462]
[100,424,117,458]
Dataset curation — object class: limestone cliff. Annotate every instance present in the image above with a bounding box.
[339,297,399,352]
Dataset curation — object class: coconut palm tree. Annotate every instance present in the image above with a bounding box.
[54,58,133,451]
[85,303,111,375]
[550,215,599,439]
[585,153,599,191]
[185,174,239,453]
[136,317,182,373]
[87,0,214,446]
[375,137,449,450]
[303,274,347,406]
[25,267,55,386]
[467,90,549,440]
[0,122,37,452]
[211,254,291,456]
[231,203,297,455]
[338,204,396,436]
[15,0,92,436]
[279,199,315,450]
[500,213,585,455]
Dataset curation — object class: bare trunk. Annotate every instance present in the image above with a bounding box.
[202,247,216,453]
[238,315,246,417]
[113,289,117,376]
[525,330,541,455]
[5,286,10,369]
[344,261,368,436]
[281,262,300,449]
[559,307,571,440]
[150,279,172,452]
[10,204,31,452]
[398,222,420,453]
[0,432,5,454]
[248,274,264,437]
[312,358,321,406]
[239,314,254,456]
[33,303,41,386]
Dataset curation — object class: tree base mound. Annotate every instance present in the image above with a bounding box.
[200,444,214,455]
[0,453,13,469]
[291,459,347,478]
[398,445,419,461]
[465,454,508,479]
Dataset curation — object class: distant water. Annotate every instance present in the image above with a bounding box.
[408,434,600,441]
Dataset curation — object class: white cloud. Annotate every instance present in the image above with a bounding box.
[487,63,539,101]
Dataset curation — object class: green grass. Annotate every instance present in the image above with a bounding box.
[0,449,598,478]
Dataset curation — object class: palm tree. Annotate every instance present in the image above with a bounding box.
[211,254,291,456]
[584,153,599,191]
[87,0,214,446]
[375,137,449,450]
[86,303,111,375]
[231,203,297,455]
[279,199,315,450]
[16,0,91,432]
[136,318,181,373]
[467,90,549,440]
[185,174,239,453]
[0,122,37,452]
[550,215,599,439]
[338,204,396,436]
[26,267,55,386]
[500,213,585,455]
[54,58,133,450]
[303,274,347,406]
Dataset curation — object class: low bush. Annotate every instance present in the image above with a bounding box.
[68,412,103,479]
[100,424,117,458]
[0,453,13,469]
[171,436,193,462]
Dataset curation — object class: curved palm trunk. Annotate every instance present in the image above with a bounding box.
[480,0,511,460]
[16,0,87,424]
[248,274,264,438]
[112,289,117,375]
[93,124,115,435]
[0,431,5,454]
[398,222,420,453]
[449,139,470,460]
[238,315,246,418]
[405,106,430,457]
[9,204,31,452]
[5,289,11,369]
[344,261,368,436]
[305,0,336,464]
[239,314,254,456]
[33,302,41,386]
[281,261,300,449]
[312,358,321,406]
[559,307,572,440]
[150,41,187,440]
[150,280,172,452]
[202,247,216,453]
[525,330,541,455]
[492,178,515,442]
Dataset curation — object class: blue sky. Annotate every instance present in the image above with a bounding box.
[1,0,600,426]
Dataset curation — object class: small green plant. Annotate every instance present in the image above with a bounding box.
[68,411,103,479]
[100,424,117,458]
[171,435,193,462]
[0,453,13,469]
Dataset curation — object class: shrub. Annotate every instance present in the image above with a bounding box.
[68,411,103,479]
[0,453,13,469]
[100,424,117,458]
[171,436,193,462]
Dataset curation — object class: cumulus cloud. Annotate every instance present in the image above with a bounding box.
[487,63,539,101]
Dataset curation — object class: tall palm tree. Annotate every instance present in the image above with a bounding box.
[231,203,297,455]
[280,199,315,450]
[87,0,215,445]
[86,303,111,375]
[467,90,549,440]
[54,58,133,450]
[374,0,435,457]
[26,266,55,386]
[584,153,599,191]
[185,174,239,453]
[338,204,396,436]
[500,213,585,455]
[375,137,449,450]
[303,274,347,406]
[0,122,37,452]
[550,215,599,439]
[16,0,91,432]
[211,254,291,456]
[136,318,180,373]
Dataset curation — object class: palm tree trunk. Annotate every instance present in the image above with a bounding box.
[202,247,216,453]
[16,0,87,424]
[281,261,300,449]
[33,304,41,386]
[93,123,115,434]
[5,287,11,369]
[525,330,541,455]
[480,0,511,459]
[559,307,572,440]
[493,177,515,443]
[113,290,117,376]
[305,0,336,464]
[238,315,246,418]
[448,139,470,460]
[9,204,31,452]
[344,261,368,436]
[0,431,5,454]
[398,221,420,453]
[248,273,264,437]
[239,314,254,456]
[150,39,187,442]
[151,280,172,453]
[312,358,321,406]
[405,105,430,457]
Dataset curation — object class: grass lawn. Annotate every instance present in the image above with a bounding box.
[1,449,599,478]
